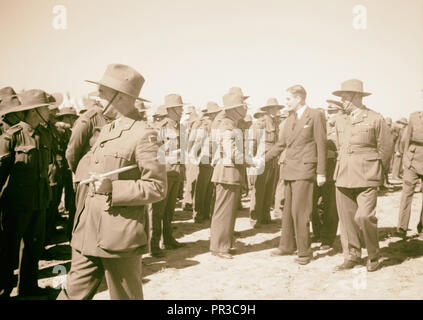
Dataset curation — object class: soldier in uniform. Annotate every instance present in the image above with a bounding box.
[265,85,327,265]
[190,102,221,223]
[151,105,168,130]
[317,100,345,249]
[272,109,290,219]
[210,92,248,259]
[396,111,423,240]
[181,106,200,210]
[54,107,79,240]
[0,89,52,298]
[391,117,408,180]
[65,91,117,173]
[57,64,166,300]
[332,79,392,272]
[150,94,186,258]
[248,98,284,228]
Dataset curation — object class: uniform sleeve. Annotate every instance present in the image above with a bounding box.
[376,116,394,170]
[314,110,327,176]
[265,119,287,162]
[0,134,14,189]
[111,129,167,206]
[400,123,411,155]
[66,118,91,173]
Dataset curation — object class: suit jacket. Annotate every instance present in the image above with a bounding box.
[334,108,393,188]
[71,116,167,258]
[66,107,108,173]
[211,115,245,185]
[265,106,327,181]
[403,112,423,175]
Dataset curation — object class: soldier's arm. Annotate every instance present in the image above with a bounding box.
[313,110,327,176]
[66,118,91,173]
[400,119,411,155]
[264,123,287,162]
[376,116,394,170]
[0,133,14,189]
[110,129,167,206]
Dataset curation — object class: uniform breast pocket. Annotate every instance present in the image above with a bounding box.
[265,128,276,143]
[14,145,37,168]
[412,126,423,142]
[363,154,382,181]
[103,148,133,172]
[353,126,374,144]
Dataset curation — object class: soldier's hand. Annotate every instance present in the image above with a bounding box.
[92,176,113,194]
[317,174,326,187]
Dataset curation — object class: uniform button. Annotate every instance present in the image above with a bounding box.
[100,143,104,148]
[95,159,99,164]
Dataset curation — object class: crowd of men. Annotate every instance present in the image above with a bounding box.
[0,63,422,300]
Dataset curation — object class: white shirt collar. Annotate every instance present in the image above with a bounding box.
[296,105,308,119]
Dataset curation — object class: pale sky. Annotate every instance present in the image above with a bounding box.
[1,0,422,120]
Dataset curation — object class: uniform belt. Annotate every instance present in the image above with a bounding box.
[411,141,423,146]
[342,146,377,154]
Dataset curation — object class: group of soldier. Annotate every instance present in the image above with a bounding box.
[0,63,422,300]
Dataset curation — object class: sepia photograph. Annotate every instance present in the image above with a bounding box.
[0,0,423,306]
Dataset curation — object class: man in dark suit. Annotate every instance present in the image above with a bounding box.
[264,85,327,265]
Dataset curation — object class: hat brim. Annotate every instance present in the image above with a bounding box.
[2,103,51,116]
[165,103,189,109]
[56,113,79,118]
[204,110,221,115]
[332,90,372,97]
[261,105,285,110]
[85,80,151,103]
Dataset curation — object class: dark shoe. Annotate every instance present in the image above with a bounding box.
[233,231,241,237]
[294,256,312,265]
[320,244,332,250]
[270,248,295,256]
[183,204,193,212]
[394,228,407,239]
[151,249,165,258]
[366,259,381,272]
[211,252,233,259]
[164,240,184,250]
[334,260,360,272]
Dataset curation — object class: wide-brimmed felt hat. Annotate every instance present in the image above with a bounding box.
[326,99,344,111]
[85,64,150,102]
[163,93,189,109]
[0,87,21,115]
[228,87,249,100]
[332,79,371,97]
[135,100,149,113]
[154,105,168,117]
[260,98,285,110]
[253,110,266,119]
[185,105,197,114]
[222,92,248,111]
[8,89,53,114]
[397,117,408,125]
[0,87,21,116]
[56,107,79,118]
[203,101,221,115]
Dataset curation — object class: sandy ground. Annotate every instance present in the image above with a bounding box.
[10,179,423,300]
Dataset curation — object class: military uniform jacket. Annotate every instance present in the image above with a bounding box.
[250,114,278,159]
[334,108,393,188]
[70,116,167,258]
[211,115,245,186]
[66,106,108,173]
[158,117,183,177]
[403,112,423,175]
[0,122,51,212]
[188,115,214,166]
[265,107,327,181]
